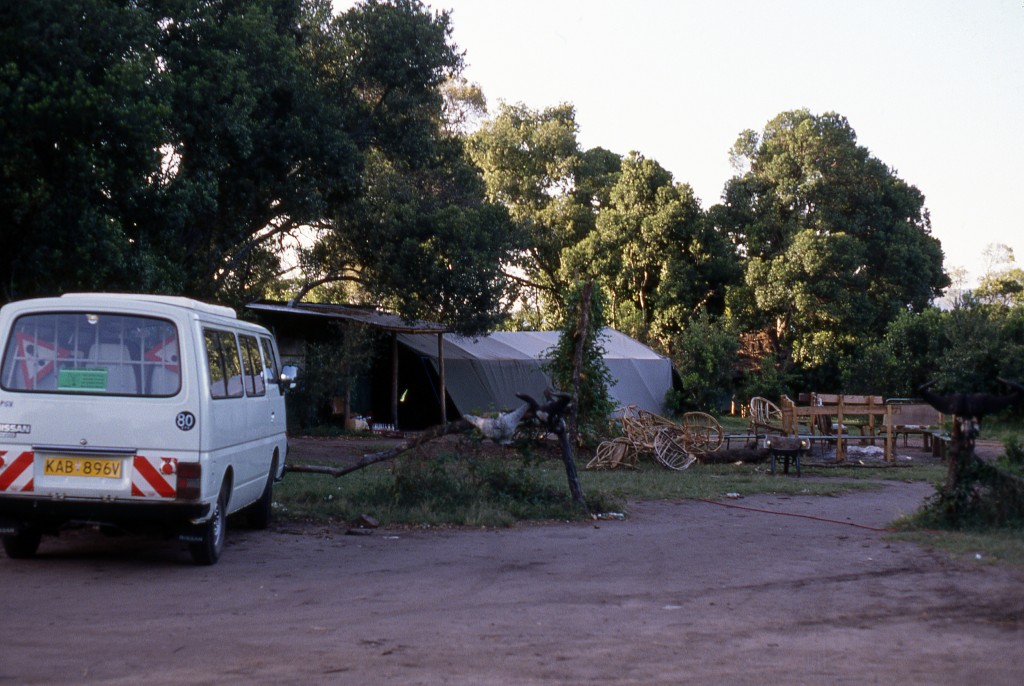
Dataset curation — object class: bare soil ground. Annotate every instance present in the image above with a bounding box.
[1,436,1022,685]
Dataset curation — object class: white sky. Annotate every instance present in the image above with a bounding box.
[342,0,1024,286]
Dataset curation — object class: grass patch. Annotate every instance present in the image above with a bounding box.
[803,464,946,482]
[274,448,942,529]
[889,527,1024,567]
[975,415,1024,445]
[885,433,1024,567]
[580,462,887,502]
[716,413,750,433]
[275,453,620,528]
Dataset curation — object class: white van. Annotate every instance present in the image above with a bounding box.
[0,293,294,564]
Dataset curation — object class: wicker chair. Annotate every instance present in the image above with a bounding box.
[589,406,675,470]
[587,437,640,470]
[681,411,724,455]
[588,406,723,471]
[748,396,786,436]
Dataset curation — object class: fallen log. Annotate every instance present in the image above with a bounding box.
[284,419,471,478]
[697,447,771,465]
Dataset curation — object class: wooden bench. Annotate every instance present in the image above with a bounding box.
[811,394,884,437]
[881,403,944,449]
[783,393,889,462]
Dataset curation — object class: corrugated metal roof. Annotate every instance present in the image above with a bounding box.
[246,300,448,334]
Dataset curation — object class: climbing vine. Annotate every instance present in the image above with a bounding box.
[544,281,616,447]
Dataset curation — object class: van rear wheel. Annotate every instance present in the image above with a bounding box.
[2,528,42,559]
[189,484,227,565]
[247,459,277,530]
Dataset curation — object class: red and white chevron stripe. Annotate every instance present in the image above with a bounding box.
[0,450,34,493]
[0,452,178,498]
[131,456,177,498]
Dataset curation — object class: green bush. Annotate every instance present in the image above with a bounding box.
[918,456,1024,531]
[667,310,738,412]
[1002,436,1024,468]
[390,453,596,524]
[736,354,795,404]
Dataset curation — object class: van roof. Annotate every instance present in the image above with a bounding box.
[57,293,238,319]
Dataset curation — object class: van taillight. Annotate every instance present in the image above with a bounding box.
[176,462,202,500]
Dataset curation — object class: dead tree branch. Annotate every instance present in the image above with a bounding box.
[284,419,471,478]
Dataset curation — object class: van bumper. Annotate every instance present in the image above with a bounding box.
[0,497,211,535]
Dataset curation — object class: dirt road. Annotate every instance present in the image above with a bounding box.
[2,477,1022,685]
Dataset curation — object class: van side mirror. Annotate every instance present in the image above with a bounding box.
[280,365,298,390]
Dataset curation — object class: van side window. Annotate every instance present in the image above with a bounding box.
[204,329,244,399]
[239,335,266,397]
[260,336,280,387]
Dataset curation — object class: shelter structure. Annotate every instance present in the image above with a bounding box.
[248,301,673,430]
[247,300,449,428]
[398,328,673,419]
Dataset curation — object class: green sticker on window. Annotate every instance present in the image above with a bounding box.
[58,368,109,391]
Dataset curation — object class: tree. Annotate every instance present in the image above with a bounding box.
[302,144,521,334]
[982,242,1015,275]
[714,110,949,380]
[564,152,737,350]
[976,270,1024,308]
[467,103,618,327]
[151,0,362,301]
[293,0,520,334]
[839,307,946,397]
[0,0,168,300]
[928,295,1024,398]
[0,0,362,303]
[441,76,487,136]
[667,310,739,412]
[976,243,1024,307]
[2,0,517,335]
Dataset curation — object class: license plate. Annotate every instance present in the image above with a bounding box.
[43,456,123,479]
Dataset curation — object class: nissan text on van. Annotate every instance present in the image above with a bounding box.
[0,293,295,565]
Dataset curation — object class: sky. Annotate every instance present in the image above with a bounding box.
[342,0,1024,286]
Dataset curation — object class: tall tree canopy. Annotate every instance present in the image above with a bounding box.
[975,243,1024,308]
[467,102,620,327]
[0,0,168,299]
[0,0,517,334]
[292,0,519,333]
[713,109,948,374]
[153,0,362,299]
[564,152,736,351]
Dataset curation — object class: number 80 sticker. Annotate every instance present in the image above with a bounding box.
[176,411,196,431]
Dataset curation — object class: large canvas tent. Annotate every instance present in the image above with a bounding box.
[398,328,672,418]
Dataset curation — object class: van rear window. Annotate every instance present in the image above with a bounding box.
[1,312,181,397]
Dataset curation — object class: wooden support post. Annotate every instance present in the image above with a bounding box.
[835,396,846,463]
[437,332,447,426]
[867,396,877,444]
[781,399,794,435]
[390,332,399,428]
[884,403,894,462]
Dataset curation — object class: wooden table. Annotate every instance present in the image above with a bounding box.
[781,400,896,463]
